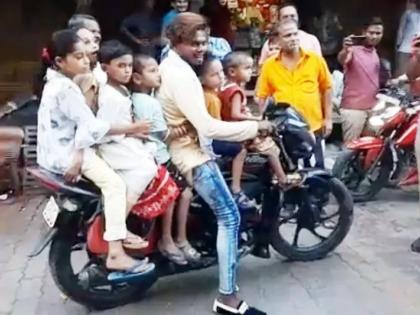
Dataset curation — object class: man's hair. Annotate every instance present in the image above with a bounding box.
[363,16,384,29]
[133,54,155,74]
[279,2,298,13]
[68,14,97,30]
[222,51,252,74]
[99,40,132,64]
[166,12,208,46]
[274,19,298,35]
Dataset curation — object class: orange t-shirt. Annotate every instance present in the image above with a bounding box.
[204,89,222,120]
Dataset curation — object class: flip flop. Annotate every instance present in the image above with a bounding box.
[108,259,155,284]
[123,234,149,250]
[158,242,188,265]
[176,242,201,263]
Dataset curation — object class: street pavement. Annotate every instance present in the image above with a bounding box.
[2,159,420,314]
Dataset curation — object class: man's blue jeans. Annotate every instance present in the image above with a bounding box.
[193,161,240,295]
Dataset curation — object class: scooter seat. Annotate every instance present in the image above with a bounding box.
[27,166,100,197]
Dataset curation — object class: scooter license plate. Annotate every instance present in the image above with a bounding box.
[42,197,60,228]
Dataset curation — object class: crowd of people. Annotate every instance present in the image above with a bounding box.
[33,0,420,314]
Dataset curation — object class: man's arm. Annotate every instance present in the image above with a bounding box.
[255,62,273,115]
[318,57,333,136]
[396,11,408,50]
[337,35,354,66]
[322,88,333,136]
[407,37,420,81]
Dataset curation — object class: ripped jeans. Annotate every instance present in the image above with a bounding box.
[193,161,240,295]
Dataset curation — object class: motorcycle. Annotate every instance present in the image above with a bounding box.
[333,86,420,202]
[28,103,353,310]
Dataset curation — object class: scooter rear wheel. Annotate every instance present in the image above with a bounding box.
[49,235,156,310]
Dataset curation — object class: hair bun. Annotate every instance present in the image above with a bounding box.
[41,47,52,64]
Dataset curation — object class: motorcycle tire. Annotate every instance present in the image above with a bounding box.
[49,236,156,310]
[332,149,392,203]
[270,178,353,261]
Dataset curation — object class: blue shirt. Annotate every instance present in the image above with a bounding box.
[132,93,171,164]
[208,37,232,60]
[162,10,178,31]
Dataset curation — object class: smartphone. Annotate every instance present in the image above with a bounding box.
[351,35,367,45]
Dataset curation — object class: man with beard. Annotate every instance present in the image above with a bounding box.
[338,17,384,142]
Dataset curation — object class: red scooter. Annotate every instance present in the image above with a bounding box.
[333,86,420,202]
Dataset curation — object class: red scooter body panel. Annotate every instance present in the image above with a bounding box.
[346,137,385,150]
[87,215,160,256]
[399,167,418,187]
[395,120,417,148]
[346,137,385,170]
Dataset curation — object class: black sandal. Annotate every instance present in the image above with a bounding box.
[213,300,267,315]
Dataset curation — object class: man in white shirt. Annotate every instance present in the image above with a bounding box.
[259,2,322,65]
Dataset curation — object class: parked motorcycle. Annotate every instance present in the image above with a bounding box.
[28,103,353,309]
[333,86,420,202]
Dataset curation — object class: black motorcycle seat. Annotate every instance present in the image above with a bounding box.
[27,166,100,197]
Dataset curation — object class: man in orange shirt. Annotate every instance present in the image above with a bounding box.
[256,20,332,168]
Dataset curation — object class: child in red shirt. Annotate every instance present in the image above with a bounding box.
[220,51,301,188]
[200,57,255,210]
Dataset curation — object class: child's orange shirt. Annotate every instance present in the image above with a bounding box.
[204,88,222,120]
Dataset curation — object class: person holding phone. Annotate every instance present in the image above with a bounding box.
[338,17,384,142]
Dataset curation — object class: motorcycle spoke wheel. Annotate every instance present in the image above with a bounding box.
[292,226,302,246]
[279,213,298,225]
[270,178,353,261]
[309,228,327,241]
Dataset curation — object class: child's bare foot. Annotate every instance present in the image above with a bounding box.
[106,253,149,272]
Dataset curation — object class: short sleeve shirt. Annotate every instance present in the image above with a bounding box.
[219,83,247,121]
[204,89,222,120]
[37,69,110,174]
[132,92,170,165]
[257,49,332,131]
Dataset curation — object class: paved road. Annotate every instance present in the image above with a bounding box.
[1,185,420,315]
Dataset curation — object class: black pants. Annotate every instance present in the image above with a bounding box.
[304,130,325,169]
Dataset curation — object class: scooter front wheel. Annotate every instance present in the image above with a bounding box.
[270,178,353,261]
